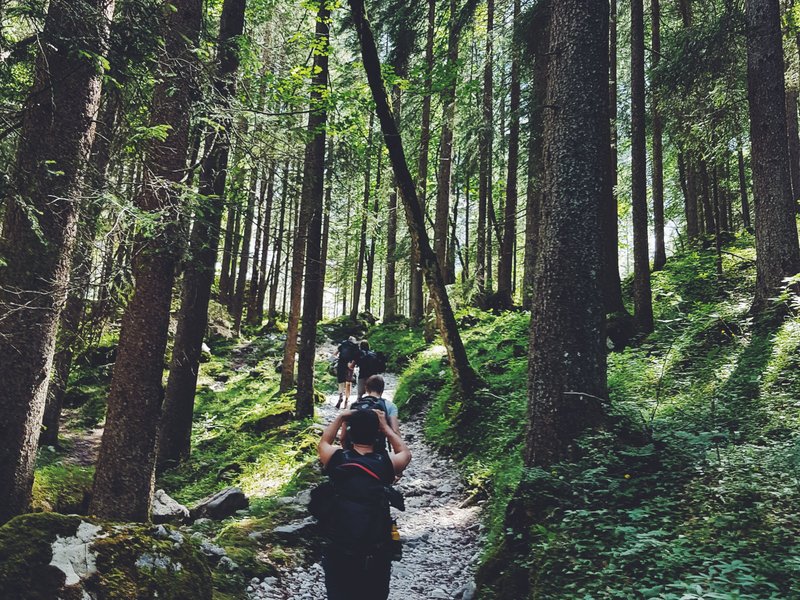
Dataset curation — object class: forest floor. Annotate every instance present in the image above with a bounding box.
[246,346,482,600]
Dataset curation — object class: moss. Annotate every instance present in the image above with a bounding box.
[0,513,83,600]
[0,513,213,600]
[31,463,94,514]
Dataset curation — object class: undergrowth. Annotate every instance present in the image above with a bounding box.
[393,233,800,599]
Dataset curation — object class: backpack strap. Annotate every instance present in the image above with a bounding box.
[337,462,382,480]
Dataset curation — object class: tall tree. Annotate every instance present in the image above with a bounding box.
[745,0,800,310]
[91,0,202,521]
[0,0,114,523]
[231,168,258,332]
[601,0,627,315]
[350,0,480,397]
[476,0,494,297]
[631,0,654,333]
[496,0,521,307]
[524,0,608,467]
[737,145,752,228]
[410,0,435,325]
[158,0,247,469]
[296,1,330,418]
[651,0,666,271]
[351,114,374,320]
[267,162,290,328]
[522,3,549,311]
[251,162,276,324]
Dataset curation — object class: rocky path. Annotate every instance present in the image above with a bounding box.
[247,348,482,600]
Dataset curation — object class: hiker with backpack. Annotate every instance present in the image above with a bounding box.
[317,407,411,600]
[340,375,400,454]
[352,340,387,400]
[335,336,359,408]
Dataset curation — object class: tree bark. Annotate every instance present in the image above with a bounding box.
[631,0,653,333]
[365,143,382,312]
[651,0,666,271]
[267,162,290,327]
[497,0,521,307]
[524,0,608,467]
[296,3,330,418]
[91,0,202,521]
[0,0,114,524]
[737,145,752,229]
[746,0,800,310]
[157,0,246,469]
[318,142,333,321]
[785,88,800,202]
[350,0,480,396]
[231,169,258,333]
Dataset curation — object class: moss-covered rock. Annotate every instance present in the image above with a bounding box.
[0,512,212,600]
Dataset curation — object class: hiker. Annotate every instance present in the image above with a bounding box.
[335,336,359,408]
[340,374,400,453]
[351,340,386,400]
[317,408,411,600]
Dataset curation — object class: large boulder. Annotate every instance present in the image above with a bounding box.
[0,512,213,600]
[152,489,190,524]
[190,487,248,520]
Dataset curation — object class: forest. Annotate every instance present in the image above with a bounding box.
[1,0,800,598]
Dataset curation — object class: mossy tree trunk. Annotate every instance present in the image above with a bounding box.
[91,0,202,521]
[0,0,114,524]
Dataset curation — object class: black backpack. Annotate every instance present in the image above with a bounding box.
[338,340,359,363]
[347,397,389,450]
[359,350,387,378]
[310,450,398,555]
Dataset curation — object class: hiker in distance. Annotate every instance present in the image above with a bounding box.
[340,374,401,454]
[317,408,412,600]
[334,336,359,408]
[351,340,386,400]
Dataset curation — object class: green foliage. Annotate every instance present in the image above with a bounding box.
[31,463,94,514]
[366,318,426,372]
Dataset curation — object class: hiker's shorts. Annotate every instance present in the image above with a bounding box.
[322,551,391,600]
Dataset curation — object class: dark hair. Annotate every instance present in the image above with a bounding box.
[348,409,378,445]
[365,374,385,396]
[360,340,370,351]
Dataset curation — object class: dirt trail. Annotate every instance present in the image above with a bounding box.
[248,345,482,600]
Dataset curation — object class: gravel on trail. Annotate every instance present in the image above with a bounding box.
[247,347,483,600]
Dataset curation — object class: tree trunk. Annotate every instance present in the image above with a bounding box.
[232,169,258,333]
[295,2,330,418]
[252,162,276,324]
[157,0,246,469]
[219,203,237,304]
[409,0,435,325]
[435,0,459,288]
[631,0,653,333]
[365,143,382,312]
[91,0,202,521]
[318,142,333,320]
[476,0,494,297]
[0,0,114,524]
[497,0,521,307]
[267,162,290,327]
[785,88,800,202]
[350,0,480,397]
[524,0,608,468]
[41,84,123,447]
[737,145,752,229]
[522,4,549,311]
[351,114,374,320]
[746,0,800,310]
[700,160,716,234]
[651,0,666,271]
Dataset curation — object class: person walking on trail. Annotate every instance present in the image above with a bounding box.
[318,408,411,600]
[352,340,386,400]
[340,375,400,453]
[335,336,359,408]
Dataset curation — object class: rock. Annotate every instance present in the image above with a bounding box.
[462,581,477,600]
[152,489,190,524]
[437,483,455,496]
[272,516,317,540]
[0,512,213,599]
[199,540,227,562]
[429,589,449,599]
[239,410,294,433]
[217,556,238,571]
[191,487,249,520]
